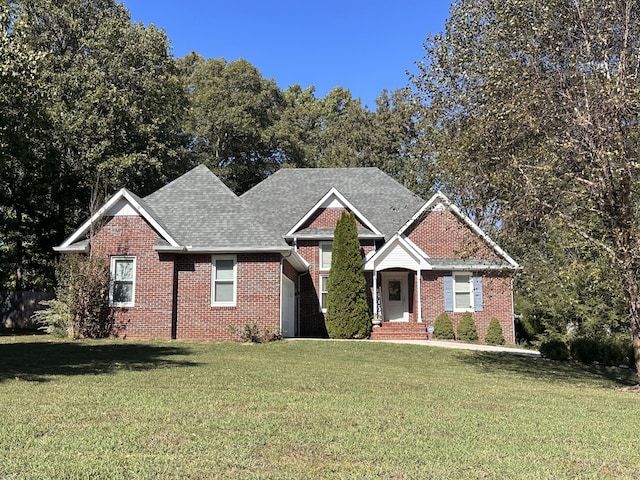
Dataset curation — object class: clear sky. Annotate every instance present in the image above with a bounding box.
[120,1,452,109]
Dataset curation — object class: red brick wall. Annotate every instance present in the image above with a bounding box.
[419,271,515,343]
[92,215,174,339]
[92,215,284,340]
[407,209,500,260]
[174,253,282,340]
[305,208,364,229]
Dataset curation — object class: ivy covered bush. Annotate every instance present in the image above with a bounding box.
[456,312,479,342]
[485,318,505,345]
[433,312,455,340]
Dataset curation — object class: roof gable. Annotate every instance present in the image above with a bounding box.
[55,188,179,252]
[285,188,382,238]
[364,234,430,271]
[143,165,289,251]
[399,192,520,269]
[242,167,425,240]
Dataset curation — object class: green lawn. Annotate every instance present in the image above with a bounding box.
[0,335,638,479]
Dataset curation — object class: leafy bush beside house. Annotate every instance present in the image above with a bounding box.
[33,254,115,339]
[433,312,455,340]
[485,318,505,345]
[456,312,479,342]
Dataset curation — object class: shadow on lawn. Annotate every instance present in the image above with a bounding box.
[0,339,197,383]
[457,350,638,387]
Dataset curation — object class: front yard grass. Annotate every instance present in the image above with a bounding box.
[0,335,638,479]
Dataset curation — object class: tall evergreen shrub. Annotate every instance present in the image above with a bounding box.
[433,312,455,340]
[457,311,479,342]
[485,318,505,345]
[325,212,371,339]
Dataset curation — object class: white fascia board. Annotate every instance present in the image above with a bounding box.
[285,187,382,237]
[58,189,180,250]
[398,191,521,270]
[53,243,90,253]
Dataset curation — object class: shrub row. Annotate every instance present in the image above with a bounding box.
[539,335,635,368]
[432,312,504,345]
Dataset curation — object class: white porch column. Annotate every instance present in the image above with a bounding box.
[372,269,378,322]
[416,269,422,323]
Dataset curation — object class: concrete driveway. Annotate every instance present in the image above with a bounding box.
[372,339,540,357]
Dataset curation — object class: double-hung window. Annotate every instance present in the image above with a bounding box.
[212,255,237,306]
[319,241,332,270]
[110,257,136,307]
[319,241,332,311]
[444,271,483,312]
[453,272,473,311]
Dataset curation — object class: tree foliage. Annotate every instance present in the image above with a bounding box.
[325,212,370,339]
[1,0,188,291]
[33,254,114,339]
[415,0,640,377]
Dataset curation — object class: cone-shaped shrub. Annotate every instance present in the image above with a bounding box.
[433,312,455,340]
[457,311,479,342]
[485,318,505,345]
[325,212,371,339]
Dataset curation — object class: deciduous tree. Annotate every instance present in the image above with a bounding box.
[414,0,640,377]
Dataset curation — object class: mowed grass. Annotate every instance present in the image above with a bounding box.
[0,336,639,479]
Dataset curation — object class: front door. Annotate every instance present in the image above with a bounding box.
[281,276,296,337]
[382,274,408,322]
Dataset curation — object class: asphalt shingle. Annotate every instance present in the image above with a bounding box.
[241,167,425,240]
[144,165,288,250]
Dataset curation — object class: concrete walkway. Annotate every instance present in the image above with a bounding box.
[371,339,540,357]
[290,337,540,357]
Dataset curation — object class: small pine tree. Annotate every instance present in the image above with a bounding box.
[325,212,371,339]
[485,318,505,345]
[433,312,455,340]
[457,311,479,342]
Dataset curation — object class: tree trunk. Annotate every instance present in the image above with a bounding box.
[621,262,640,382]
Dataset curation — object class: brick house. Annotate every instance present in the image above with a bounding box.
[55,165,520,342]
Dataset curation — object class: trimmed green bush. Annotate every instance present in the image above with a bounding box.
[485,318,505,345]
[433,312,455,340]
[569,335,633,367]
[456,312,479,342]
[325,212,371,339]
[539,337,570,361]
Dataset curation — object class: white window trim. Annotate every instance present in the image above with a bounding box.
[211,255,237,307]
[319,241,332,270]
[319,273,329,312]
[453,271,474,312]
[109,256,136,307]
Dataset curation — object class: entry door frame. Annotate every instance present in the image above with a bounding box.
[381,272,409,322]
[280,275,296,337]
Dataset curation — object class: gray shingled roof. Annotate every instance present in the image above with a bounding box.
[241,167,425,240]
[144,165,288,250]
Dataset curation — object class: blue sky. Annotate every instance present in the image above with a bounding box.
[120,1,452,109]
